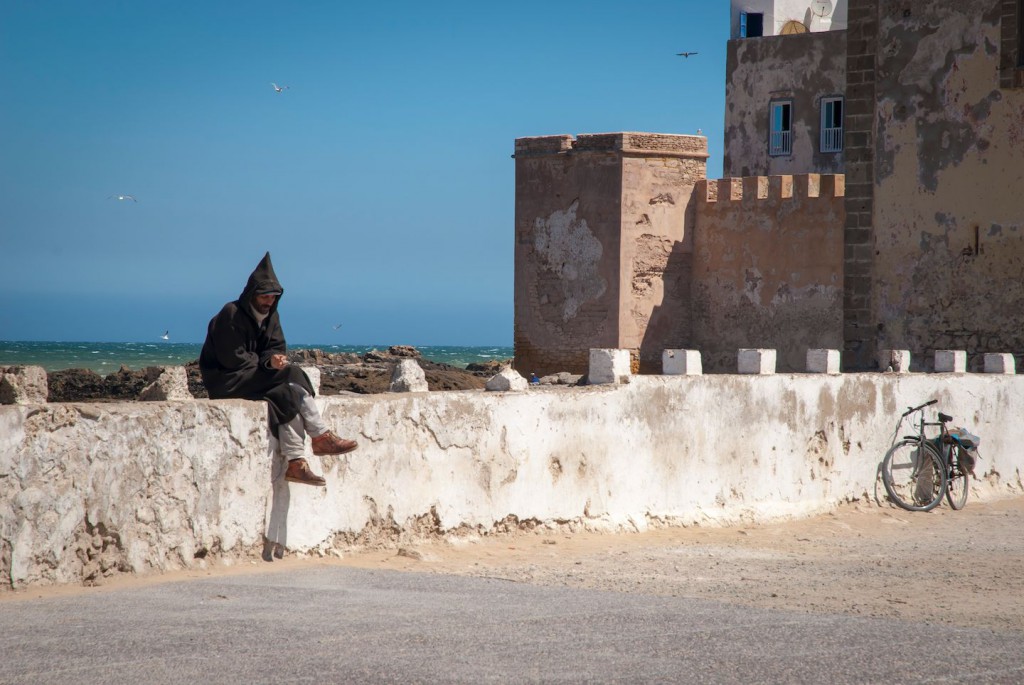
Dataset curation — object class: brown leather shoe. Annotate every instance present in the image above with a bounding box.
[311,431,358,456]
[285,458,326,487]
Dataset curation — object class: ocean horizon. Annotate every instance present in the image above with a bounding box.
[0,340,514,374]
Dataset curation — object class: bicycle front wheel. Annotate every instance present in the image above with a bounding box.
[881,439,946,512]
[945,447,970,510]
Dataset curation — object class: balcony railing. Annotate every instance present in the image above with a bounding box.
[769,130,792,156]
[821,126,843,153]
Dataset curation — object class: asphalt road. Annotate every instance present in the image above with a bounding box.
[2,566,1022,684]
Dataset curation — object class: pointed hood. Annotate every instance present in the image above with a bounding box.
[239,251,284,307]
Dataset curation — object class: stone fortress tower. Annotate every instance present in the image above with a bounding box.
[514,0,1024,375]
[514,133,707,375]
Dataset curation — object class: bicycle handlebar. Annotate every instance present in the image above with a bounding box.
[902,399,937,417]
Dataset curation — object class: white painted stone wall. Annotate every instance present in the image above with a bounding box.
[730,0,848,37]
[3,374,1023,590]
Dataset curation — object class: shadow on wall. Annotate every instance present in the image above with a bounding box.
[264,438,290,561]
[637,243,694,374]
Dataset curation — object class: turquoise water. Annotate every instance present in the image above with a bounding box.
[0,341,513,374]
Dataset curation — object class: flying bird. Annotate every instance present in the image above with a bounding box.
[332,323,343,330]
[271,82,289,93]
[108,194,137,202]
[161,330,170,340]
[676,51,698,58]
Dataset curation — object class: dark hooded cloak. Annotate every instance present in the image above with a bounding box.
[199,252,315,436]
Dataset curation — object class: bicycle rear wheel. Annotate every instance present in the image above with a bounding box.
[945,446,970,510]
[881,439,946,512]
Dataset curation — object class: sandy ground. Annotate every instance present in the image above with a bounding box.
[6,497,1023,633]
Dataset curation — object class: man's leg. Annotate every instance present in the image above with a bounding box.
[279,412,326,487]
[289,382,329,438]
[289,382,359,456]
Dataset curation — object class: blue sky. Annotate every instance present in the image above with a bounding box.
[0,1,727,346]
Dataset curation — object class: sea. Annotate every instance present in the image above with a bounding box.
[0,341,514,375]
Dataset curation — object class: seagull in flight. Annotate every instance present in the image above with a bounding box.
[161,330,170,340]
[676,51,698,58]
[332,323,343,331]
[271,82,290,93]
[108,194,137,202]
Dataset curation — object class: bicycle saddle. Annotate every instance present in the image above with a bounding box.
[938,412,952,422]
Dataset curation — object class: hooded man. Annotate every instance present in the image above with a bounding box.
[199,252,357,486]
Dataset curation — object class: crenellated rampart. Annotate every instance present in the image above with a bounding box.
[698,173,846,203]
[691,174,847,372]
[513,130,850,377]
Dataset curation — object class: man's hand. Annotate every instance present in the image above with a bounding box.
[270,353,289,370]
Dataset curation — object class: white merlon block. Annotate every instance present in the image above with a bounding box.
[662,349,702,376]
[389,359,428,393]
[984,353,1016,374]
[934,350,967,373]
[589,349,632,385]
[879,349,911,373]
[485,368,528,391]
[738,349,776,375]
[806,349,841,374]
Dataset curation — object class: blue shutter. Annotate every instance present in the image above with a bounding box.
[740,12,747,38]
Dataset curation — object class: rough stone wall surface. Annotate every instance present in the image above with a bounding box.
[870,0,1024,370]
[4,376,1024,590]
[514,139,620,376]
[1,400,269,588]
[0,366,48,405]
[692,174,846,372]
[621,154,705,371]
[724,31,848,177]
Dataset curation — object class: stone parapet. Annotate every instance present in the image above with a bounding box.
[690,173,846,373]
[513,135,574,157]
[4,374,1024,591]
[513,132,708,159]
[697,174,846,204]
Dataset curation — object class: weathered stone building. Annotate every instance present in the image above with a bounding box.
[513,133,708,374]
[514,0,1024,374]
[844,0,1024,370]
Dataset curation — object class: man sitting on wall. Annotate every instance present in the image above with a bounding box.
[199,251,357,487]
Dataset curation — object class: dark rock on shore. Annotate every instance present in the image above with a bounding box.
[464,359,509,376]
[46,346,512,402]
[185,361,207,398]
[313,346,493,395]
[48,366,171,403]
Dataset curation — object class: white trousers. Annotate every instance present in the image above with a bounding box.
[277,383,329,460]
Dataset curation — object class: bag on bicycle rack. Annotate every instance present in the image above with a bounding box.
[948,427,982,475]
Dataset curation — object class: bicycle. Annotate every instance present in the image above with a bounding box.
[880,399,979,512]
